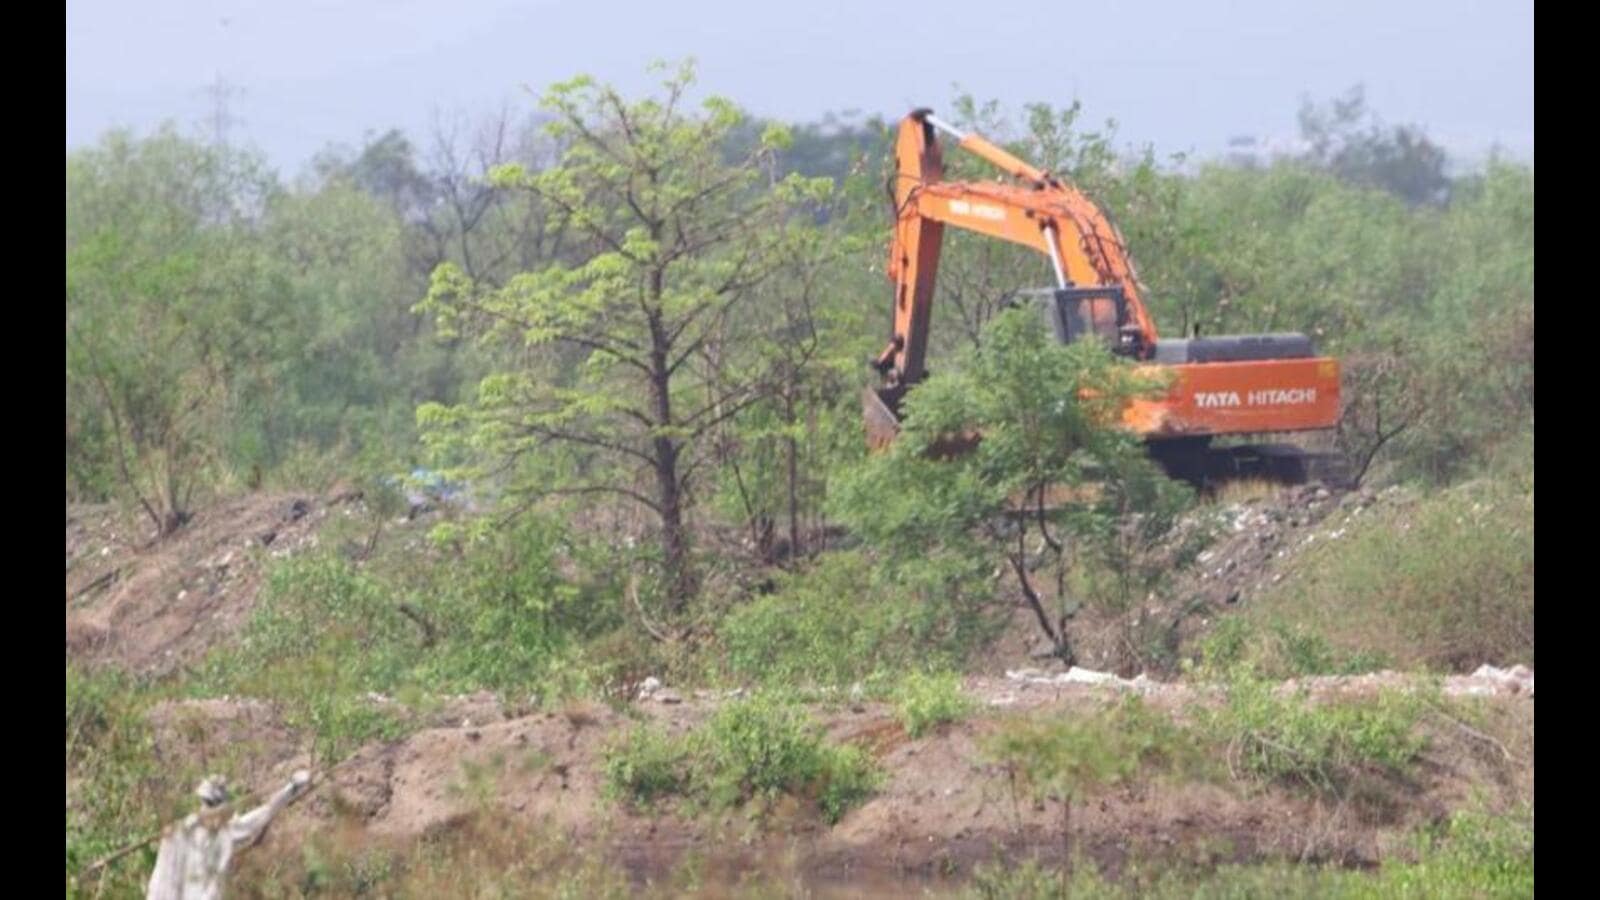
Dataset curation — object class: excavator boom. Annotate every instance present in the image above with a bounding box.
[866,109,1344,486]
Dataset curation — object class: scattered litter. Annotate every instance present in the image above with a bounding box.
[1005,666,1163,694]
[1462,664,1534,697]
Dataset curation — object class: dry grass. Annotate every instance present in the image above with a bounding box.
[1240,478,1533,672]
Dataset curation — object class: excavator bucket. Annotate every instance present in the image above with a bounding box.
[862,386,902,452]
[864,386,982,459]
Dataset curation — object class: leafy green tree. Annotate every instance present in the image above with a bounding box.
[830,308,1181,662]
[416,62,833,612]
[66,127,283,532]
[253,182,418,467]
[1298,85,1452,207]
[705,149,886,566]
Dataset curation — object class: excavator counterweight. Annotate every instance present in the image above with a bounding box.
[866,109,1345,488]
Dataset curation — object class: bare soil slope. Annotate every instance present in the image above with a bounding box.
[66,488,1533,889]
[67,490,358,674]
[148,676,1531,885]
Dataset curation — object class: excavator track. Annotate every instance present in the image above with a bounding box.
[1149,438,1352,491]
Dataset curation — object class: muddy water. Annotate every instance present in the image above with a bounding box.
[606,839,1038,899]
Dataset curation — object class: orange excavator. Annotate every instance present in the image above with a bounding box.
[864,109,1346,486]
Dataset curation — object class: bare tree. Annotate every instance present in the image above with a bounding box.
[1337,349,1424,487]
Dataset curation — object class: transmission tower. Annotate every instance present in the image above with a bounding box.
[203,73,245,150]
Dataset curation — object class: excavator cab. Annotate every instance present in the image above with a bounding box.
[1012,286,1147,358]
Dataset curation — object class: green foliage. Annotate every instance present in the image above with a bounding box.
[414,60,837,611]
[66,666,176,895]
[250,182,422,465]
[1214,478,1533,674]
[1196,617,1391,680]
[66,128,286,529]
[717,551,992,689]
[987,681,1426,805]
[600,692,881,824]
[1203,670,1428,796]
[1073,445,1199,614]
[831,307,1184,659]
[602,725,692,808]
[985,696,1212,803]
[1377,807,1535,899]
[813,743,880,825]
[1297,85,1452,207]
[65,125,449,517]
[1388,164,1533,484]
[967,859,1069,900]
[190,553,411,761]
[424,515,617,691]
[892,671,975,738]
[191,513,619,758]
[698,693,861,817]
[242,811,638,899]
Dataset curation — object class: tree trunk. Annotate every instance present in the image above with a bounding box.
[648,295,696,613]
[651,432,695,612]
[783,388,802,564]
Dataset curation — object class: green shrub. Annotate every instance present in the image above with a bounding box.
[696,694,880,823]
[1195,618,1391,680]
[986,696,1211,803]
[967,859,1073,899]
[602,725,692,808]
[815,743,880,825]
[1196,478,1531,677]
[893,671,975,738]
[1206,671,1427,795]
[66,666,180,895]
[699,693,833,805]
[187,553,411,761]
[599,693,881,824]
[424,515,622,693]
[1373,807,1534,899]
[719,551,988,689]
[192,513,620,753]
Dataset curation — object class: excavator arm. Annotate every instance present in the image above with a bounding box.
[864,109,1345,486]
[874,110,1158,390]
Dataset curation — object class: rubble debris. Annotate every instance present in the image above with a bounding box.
[636,676,663,701]
[1005,667,1163,694]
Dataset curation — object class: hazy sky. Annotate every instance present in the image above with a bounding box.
[66,0,1533,174]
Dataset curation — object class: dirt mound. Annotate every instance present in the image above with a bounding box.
[1178,483,1424,612]
[72,484,1531,888]
[977,482,1417,677]
[161,677,1525,885]
[66,491,352,674]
